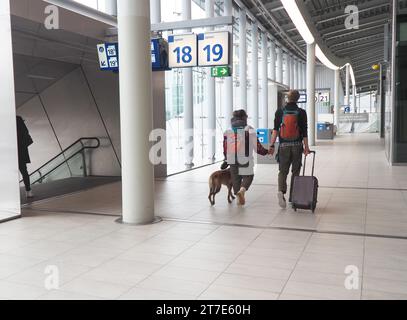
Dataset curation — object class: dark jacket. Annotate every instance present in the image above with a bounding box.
[274,102,308,142]
[16,116,32,165]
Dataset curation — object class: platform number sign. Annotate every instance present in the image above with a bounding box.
[168,34,197,68]
[97,43,119,71]
[198,31,230,67]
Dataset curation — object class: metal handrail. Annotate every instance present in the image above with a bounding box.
[20,137,100,185]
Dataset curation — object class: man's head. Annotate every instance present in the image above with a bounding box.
[287,90,300,103]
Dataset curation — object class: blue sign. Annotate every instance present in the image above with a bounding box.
[97,43,119,71]
[97,38,170,72]
[344,106,351,113]
[257,129,270,144]
[151,38,169,71]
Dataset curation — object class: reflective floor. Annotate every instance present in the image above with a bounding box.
[1,133,407,300]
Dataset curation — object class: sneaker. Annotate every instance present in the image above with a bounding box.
[26,190,34,198]
[236,188,246,206]
[278,192,287,209]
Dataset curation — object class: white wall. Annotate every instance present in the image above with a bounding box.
[18,68,122,177]
[0,1,20,220]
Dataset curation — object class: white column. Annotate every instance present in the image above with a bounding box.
[261,32,268,128]
[293,57,298,89]
[223,0,233,127]
[182,0,194,168]
[302,62,306,89]
[284,53,290,86]
[290,55,295,89]
[239,9,247,109]
[352,86,357,112]
[102,0,117,15]
[345,64,350,108]
[117,0,154,224]
[307,43,316,146]
[251,22,259,128]
[334,68,340,129]
[206,0,216,160]
[276,47,283,84]
[150,0,161,24]
[269,40,276,82]
[0,0,20,218]
[297,59,302,89]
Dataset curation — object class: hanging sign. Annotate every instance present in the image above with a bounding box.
[197,31,230,67]
[97,43,119,71]
[168,34,198,68]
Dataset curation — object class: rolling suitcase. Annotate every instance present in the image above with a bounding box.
[292,151,318,213]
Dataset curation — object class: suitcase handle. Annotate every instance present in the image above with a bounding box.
[303,151,316,177]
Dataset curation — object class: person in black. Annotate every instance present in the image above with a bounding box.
[269,90,310,209]
[16,116,34,198]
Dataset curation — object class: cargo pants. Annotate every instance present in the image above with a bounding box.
[278,144,303,200]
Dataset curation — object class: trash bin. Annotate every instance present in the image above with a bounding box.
[317,122,334,140]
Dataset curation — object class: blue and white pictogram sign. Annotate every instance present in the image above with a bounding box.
[97,43,119,71]
[257,129,270,144]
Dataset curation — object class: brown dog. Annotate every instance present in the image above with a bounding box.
[208,168,235,206]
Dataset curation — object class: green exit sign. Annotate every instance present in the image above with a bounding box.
[211,66,231,78]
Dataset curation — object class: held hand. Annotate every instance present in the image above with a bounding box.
[269,146,275,156]
[303,147,311,156]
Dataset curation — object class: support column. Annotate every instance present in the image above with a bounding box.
[345,64,350,108]
[352,86,357,112]
[117,0,155,224]
[251,22,259,128]
[261,32,268,128]
[293,57,298,89]
[276,47,283,84]
[297,59,302,89]
[0,0,20,219]
[285,53,290,86]
[150,0,161,24]
[307,43,316,146]
[223,0,233,127]
[269,40,276,82]
[239,9,247,109]
[182,0,194,168]
[102,0,117,15]
[334,68,340,131]
[206,0,216,161]
[290,54,295,89]
[301,62,306,89]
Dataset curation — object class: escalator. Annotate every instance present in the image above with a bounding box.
[20,137,121,205]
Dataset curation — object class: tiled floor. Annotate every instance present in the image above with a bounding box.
[1,133,407,300]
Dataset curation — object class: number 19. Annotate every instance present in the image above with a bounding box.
[203,44,223,62]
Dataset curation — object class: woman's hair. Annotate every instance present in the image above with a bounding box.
[233,109,248,120]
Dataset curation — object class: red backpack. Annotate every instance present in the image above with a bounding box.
[279,108,301,142]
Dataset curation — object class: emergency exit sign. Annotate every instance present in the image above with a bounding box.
[211,66,231,77]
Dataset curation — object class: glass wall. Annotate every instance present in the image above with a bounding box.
[395,14,407,162]
[163,0,238,174]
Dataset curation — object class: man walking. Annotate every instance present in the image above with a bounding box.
[269,90,310,209]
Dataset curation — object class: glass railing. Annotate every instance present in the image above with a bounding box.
[22,137,100,186]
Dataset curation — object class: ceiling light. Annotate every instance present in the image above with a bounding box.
[280,0,315,44]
